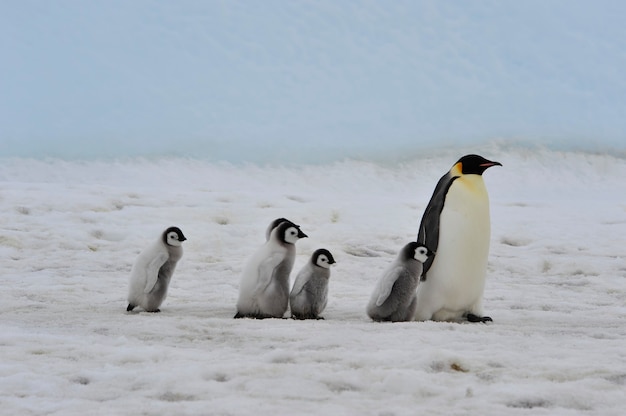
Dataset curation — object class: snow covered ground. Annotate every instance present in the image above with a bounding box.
[1,146,625,415]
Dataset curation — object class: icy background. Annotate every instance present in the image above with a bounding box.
[1,0,625,162]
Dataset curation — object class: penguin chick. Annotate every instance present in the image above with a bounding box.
[265,217,298,241]
[367,242,433,322]
[415,154,501,323]
[290,248,336,320]
[127,226,186,313]
[235,221,307,319]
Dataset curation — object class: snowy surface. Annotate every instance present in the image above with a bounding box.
[1,147,625,415]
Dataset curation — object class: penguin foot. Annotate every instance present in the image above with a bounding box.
[126,304,135,312]
[146,309,161,313]
[466,313,492,323]
[234,311,258,319]
[291,313,322,320]
[234,312,275,319]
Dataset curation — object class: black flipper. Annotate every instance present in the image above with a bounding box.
[417,172,458,281]
[126,304,135,312]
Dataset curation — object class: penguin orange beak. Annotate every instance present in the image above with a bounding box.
[480,161,502,168]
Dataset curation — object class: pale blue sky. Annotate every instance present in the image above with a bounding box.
[1,0,625,162]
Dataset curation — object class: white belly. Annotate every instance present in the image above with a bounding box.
[416,175,491,321]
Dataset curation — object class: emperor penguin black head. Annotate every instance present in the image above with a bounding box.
[266,217,299,240]
[402,242,433,263]
[163,226,187,247]
[269,218,293,229]
[275,221,307,245]
[312,248,336,269]
[454,154,502,175]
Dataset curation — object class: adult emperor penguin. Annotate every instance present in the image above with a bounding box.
[290,248,336,320]
[367,242,432,322]
[235,221,307,319]
[414,154,501,323]
[127,226,186,313]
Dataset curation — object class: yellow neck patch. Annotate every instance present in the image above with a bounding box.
[450,162,463,177]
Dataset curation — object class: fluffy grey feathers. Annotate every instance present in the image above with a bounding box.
[235,221,307,319]
[290,248,335,319]
[127,226,186,313]
[367,242,432,322]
